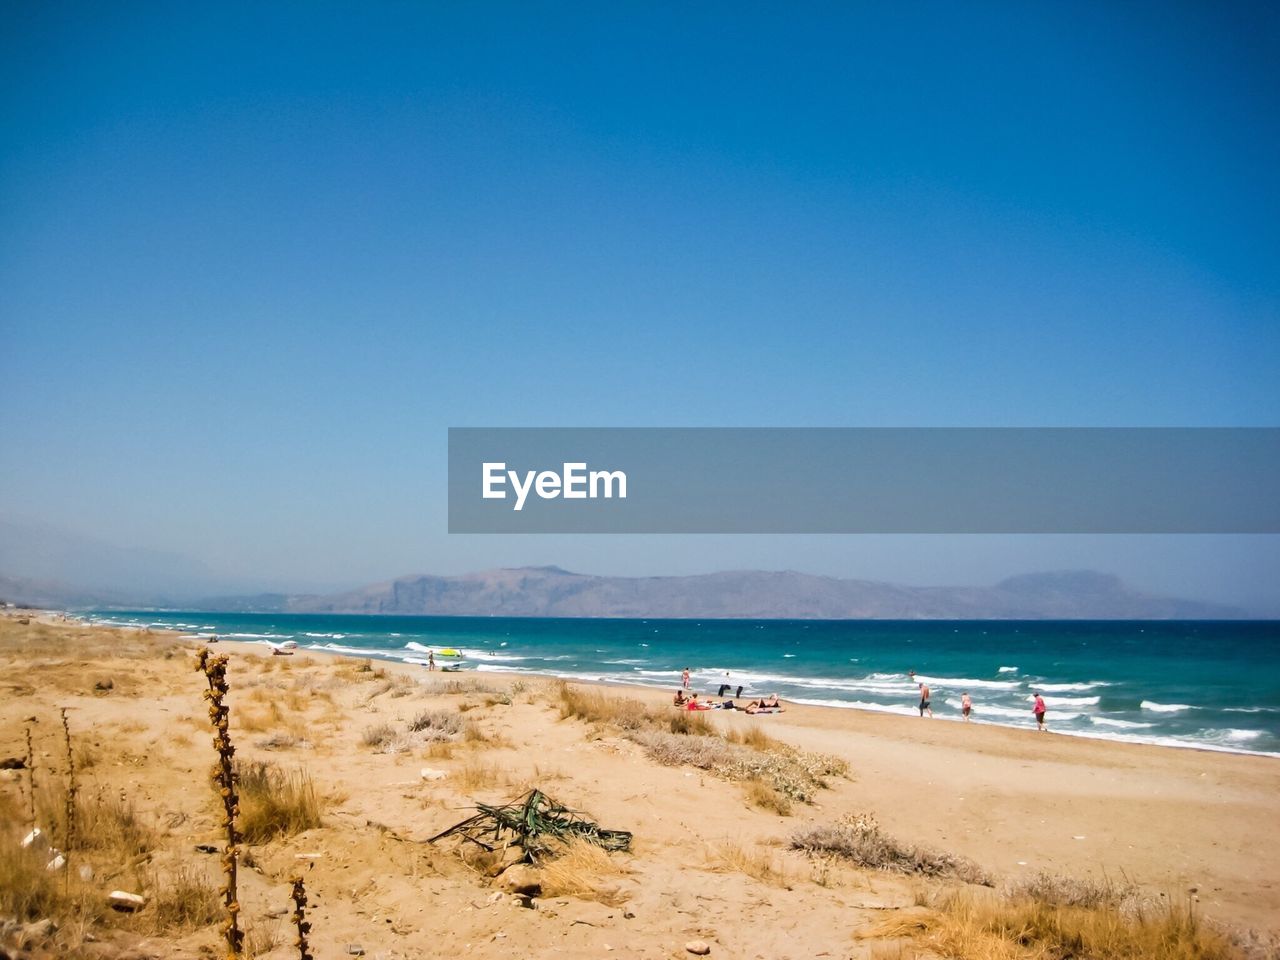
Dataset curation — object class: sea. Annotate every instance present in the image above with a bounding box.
[85,612,1280,758]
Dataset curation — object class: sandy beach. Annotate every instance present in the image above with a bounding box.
[2,610,1278,960]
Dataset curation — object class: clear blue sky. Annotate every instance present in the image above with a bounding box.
[2,3,1277,608]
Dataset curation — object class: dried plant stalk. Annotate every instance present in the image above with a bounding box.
[290,876,314,960]
[199,648,244,959]
[61,707,77,887]
[24,724,36,829]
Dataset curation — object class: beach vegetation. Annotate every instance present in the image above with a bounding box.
[538,837,631,904]
[451,760,505,791]
[877,884,1242,960]
[234,761,324,843]
[409,708,465,739]
[743,777,793,815]
[790,813,991,885]
[150,864,222,931]
[361,722,396,748]
[555,682,845,803]
[706,839,789,886]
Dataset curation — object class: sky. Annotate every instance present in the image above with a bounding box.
[1,3,1278,610]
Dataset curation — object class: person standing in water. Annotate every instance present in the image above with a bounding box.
[961,692,972,721]
[918,682,932,717]
[1033,692,1047,731]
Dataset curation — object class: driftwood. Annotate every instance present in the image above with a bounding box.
[427,788,631,862]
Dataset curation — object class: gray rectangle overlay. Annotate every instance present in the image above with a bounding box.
[447,428,1280,534]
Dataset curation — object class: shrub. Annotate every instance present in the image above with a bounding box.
[409,709,465,739]
[791,813,990,885]
[151,865,222,930]
[235,762,324,843]
[361,723,396,748]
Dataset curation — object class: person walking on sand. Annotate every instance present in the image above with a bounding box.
[961,692,972,721]
[427,650,436,672]
[918,682,932,718]
[682,667,690,689]
[1033,692,1047,731]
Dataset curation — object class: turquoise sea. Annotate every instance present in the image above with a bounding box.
[89,612,1280,757]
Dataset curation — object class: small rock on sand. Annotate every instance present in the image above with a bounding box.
[497,864,542,897]
[93,678,114,692]
[108,891,147,912]
[685,940,711,955]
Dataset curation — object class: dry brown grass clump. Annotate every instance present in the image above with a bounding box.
[409,708,465,739]
[235,761,324,843]
[887,886,1243,960]
[538,837,631,904]
[0,838,64,921]
[451,760,505,791]
[743,778,793,816]
[708,839,789,886]
[361,723,397,748]
[790,812,990,885]
[150,865,222,931]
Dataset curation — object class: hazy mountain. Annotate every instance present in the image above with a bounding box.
[199,566,1241,620]
[0,520,223,602]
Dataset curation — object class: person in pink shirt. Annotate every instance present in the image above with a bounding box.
[1033,692,1047,731]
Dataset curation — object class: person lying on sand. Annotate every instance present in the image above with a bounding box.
[684,693,713,711]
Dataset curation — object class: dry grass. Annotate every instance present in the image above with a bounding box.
[556,682,844,803]
[409,709,465,739]
[150,864,221,931]
[0,835,65,921]
[884,886,1243,960]
[707,839,789,886]
[539,837,631,904]
[245,918,283,958]
[361,723,397,748]
[451,760,505,791]
[725,724,782,750]
[743,778,793,816]
[235,761,324,843]
[790,813,990,885]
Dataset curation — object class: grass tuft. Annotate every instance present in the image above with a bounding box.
[235,761,324,843]
[538,837,631,904]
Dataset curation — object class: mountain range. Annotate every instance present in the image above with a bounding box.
[194,566,1239,620]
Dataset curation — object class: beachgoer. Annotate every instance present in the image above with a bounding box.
[428,651,436,671]
[1033,693,1047,731]
[961,692,972,721]
[673,689,688,706]
[685,693,711,711]
[682,667,690,689]
[918,682,932,718]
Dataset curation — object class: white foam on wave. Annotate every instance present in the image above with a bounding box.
[1222,728,1263,741]
[1141,701,1195,713]
[998,666,1018,673]
[1036,682,1104,692]
[915,674,1021,691]
[1089,717,1154,729]
[1040,695,1100,707]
